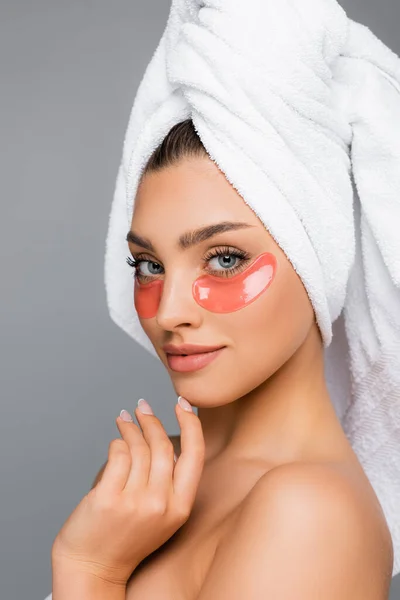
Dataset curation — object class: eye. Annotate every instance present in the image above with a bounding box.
[126,255,164,281]
[137,260,163,276]
[203,246,251,278]
[126,245,252,281]
[207,254,241,271]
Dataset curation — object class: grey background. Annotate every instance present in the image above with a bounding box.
[1,1,399,598]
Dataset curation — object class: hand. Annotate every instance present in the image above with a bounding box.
[51,397,205,586]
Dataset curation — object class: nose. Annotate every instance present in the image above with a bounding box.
[155,273,202,331]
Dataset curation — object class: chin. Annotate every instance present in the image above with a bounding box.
[172,379,238,409]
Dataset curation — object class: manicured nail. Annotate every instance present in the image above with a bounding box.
[178,396,193,412]
[120,409,133,422]
[137,398,154,415]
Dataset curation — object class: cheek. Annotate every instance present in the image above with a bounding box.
[193,252,277,313]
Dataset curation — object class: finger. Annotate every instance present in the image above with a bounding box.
[96,438,132,495]
[172,399,205,513]
[115,413,151,490]
[132,401,175,495]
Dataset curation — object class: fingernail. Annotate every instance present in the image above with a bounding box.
[137,398,154,415]
[178,396,193,412]
[120,409,133,422]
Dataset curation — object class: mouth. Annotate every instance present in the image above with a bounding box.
[166,347,225,373]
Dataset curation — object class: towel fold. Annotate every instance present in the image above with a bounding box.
[105,0,400,576]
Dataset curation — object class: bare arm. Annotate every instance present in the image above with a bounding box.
[51,467,128,600]
[51,557,126,600]
[51,462,128,600]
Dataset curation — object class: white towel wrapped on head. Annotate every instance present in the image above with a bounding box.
[104,0,400,578]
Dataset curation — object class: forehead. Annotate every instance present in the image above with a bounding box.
[132,157,261,230]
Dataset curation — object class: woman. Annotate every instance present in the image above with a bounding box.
[49,119,394,599]
[48,0,400,597]
[120,119,395,598]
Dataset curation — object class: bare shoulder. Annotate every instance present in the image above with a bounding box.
[91,435,181,489]
[198,462,393,600]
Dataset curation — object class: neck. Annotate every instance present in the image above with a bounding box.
[197,323,354,469]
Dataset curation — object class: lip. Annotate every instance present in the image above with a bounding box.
[162,343,225,355]
[166,347,225,373]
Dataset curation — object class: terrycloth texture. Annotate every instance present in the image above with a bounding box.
[104,0,400,577]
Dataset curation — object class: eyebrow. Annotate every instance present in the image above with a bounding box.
[126,221,255,252]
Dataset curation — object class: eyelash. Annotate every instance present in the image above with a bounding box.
[125,245,251,282]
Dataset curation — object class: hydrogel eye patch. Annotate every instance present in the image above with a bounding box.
[134,252,277,318]
[193,252,277,313]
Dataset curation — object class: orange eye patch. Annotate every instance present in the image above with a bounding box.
[134,277,163,320]
[134,252,277,318]
[192,252,277,313]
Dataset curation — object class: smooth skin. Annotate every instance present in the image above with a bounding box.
[94,155,393,598]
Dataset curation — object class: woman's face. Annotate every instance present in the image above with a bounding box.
[128,156,316,407]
